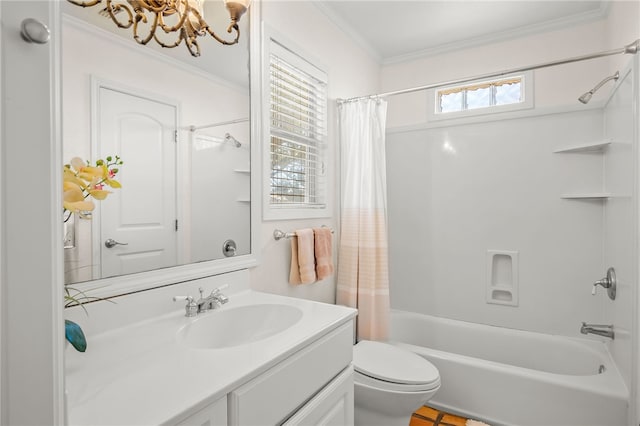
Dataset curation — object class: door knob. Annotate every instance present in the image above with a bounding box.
[20,18,50,44]
[105,238,129,248]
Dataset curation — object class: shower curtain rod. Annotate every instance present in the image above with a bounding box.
[188,117,248,132]
[337,39,640,104]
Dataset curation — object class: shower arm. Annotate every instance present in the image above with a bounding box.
[589,71,620,95]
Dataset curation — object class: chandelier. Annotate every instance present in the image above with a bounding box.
[67,0,250,57]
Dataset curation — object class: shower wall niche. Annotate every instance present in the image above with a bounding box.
[486,250,519,306]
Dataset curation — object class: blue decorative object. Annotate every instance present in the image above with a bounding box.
[65,320,87,352]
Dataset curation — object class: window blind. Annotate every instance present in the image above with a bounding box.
[269,46,327,208]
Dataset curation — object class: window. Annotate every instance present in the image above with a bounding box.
[264,37,328,219]
[430,72,533,121]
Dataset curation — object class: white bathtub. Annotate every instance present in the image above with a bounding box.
[389,310,628,426]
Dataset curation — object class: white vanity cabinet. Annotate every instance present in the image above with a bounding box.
[228,322,354,426]
[175,396,227,426]
[65,289,357,426]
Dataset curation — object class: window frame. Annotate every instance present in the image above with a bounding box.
[262,29,330,221]
[427,71,534,122]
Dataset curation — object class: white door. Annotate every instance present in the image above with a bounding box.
[97,87,177,278]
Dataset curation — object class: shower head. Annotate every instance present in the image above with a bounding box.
[578,92,593,104]
[578,71,620,104]
[224,133,242,148]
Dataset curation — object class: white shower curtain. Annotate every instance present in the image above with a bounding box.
[336,98,390,341]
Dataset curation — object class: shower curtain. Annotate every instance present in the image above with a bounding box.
[336,98,390,341]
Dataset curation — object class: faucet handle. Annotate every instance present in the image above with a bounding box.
[210,284,230,306]
[212,284,229,295]
[173,295,198,317]
[591,267,617,300]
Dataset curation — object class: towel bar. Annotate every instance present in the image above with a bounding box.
[273,227,334,241]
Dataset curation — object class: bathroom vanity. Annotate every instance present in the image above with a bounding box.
[65,283,357,426]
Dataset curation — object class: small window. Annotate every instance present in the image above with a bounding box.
[264,36,328,220]
[429,72,533,122]
[438,76,523,113]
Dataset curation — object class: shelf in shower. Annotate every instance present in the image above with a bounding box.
[553,140,612,153]
[560,192,613,199]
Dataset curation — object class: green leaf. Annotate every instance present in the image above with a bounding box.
[65,320,87,352]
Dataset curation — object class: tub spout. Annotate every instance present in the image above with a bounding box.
[580,322,614,339]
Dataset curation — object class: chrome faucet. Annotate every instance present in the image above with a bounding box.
[580,322,614,339]
[173,284,229,317]
[196,284,229,313]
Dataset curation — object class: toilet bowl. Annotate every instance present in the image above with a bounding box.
[353,340,441,426]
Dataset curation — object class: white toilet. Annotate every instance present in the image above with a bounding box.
[353,340,441,426]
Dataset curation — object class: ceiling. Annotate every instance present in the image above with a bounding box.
[316,1,609,63]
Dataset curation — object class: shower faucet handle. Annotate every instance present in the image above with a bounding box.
[591,267,617,300]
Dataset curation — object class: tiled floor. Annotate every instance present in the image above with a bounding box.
[410,405,470,426]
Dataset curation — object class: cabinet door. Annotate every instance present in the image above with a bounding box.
[175,396,227,426]
[284,365,354,426]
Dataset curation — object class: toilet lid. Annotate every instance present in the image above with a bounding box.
[353,340,440,386]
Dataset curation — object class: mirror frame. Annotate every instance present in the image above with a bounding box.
[67,1,262,299]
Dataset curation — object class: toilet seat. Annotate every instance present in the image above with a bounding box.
[353,341,440,392]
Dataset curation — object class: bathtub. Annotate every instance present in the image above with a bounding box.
[389,310,628,426]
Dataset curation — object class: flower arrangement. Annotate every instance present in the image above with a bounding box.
[63,155,123,222]
[63,155,123,352]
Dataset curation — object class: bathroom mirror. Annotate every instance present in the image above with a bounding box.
[61,0,258,293]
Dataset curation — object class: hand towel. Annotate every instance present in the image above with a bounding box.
[314,227,334,280]
[297,228,317,284]
[289,236,302,285]
[289,228,316,285]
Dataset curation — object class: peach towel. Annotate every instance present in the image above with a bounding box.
[314,227,334,280]
[289,229,317,285]
[289,236,302,285]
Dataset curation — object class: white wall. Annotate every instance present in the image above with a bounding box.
[602,63,636,422]
[387,109,605,336]
[1,2,65,424]
[248,1,380,303]
[601,4,640,425]
[382,1,639,336]
[383,5,640,422]
[382,18,610,129]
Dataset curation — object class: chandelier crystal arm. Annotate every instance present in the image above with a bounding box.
[204,25,240,46]
[66,0,248,57]
[132,8,159,45]
[156,1,190,34]
[105,1,134,29]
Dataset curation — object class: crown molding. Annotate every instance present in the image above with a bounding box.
[383,3,611,65]
[312,1,382,65]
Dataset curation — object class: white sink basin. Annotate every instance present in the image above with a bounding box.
[177,304,304,349]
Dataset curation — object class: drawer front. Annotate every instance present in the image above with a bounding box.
[228,322,353,426]
[283,365,354,426]
[174,396,227,426]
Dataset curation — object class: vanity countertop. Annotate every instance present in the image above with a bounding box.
[65,290,357,426]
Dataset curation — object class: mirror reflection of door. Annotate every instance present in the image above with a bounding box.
[97,86,178,278]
